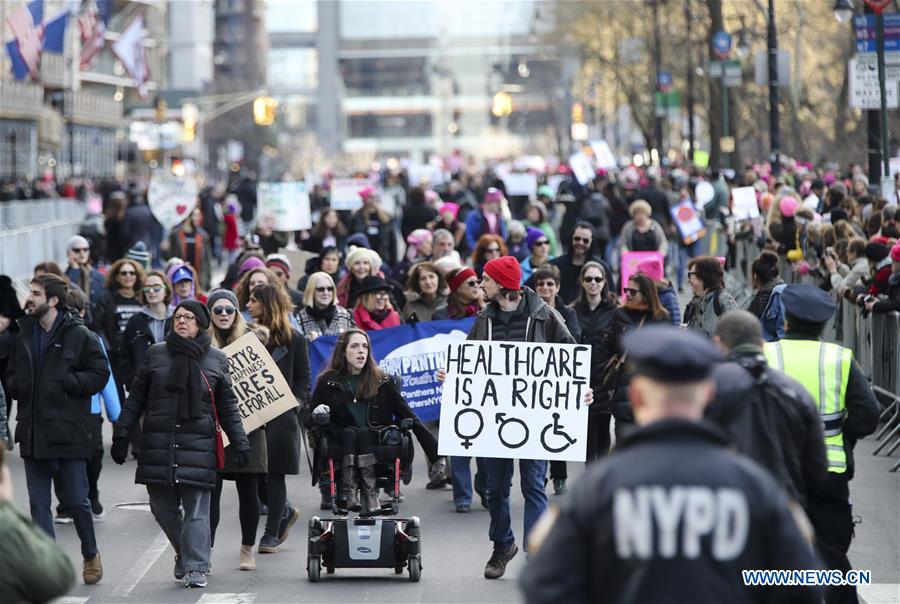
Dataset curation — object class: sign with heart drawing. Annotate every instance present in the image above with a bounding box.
[148,173,198,230]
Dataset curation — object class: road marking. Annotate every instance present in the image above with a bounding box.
[111,531,170,598]
[196,594,257,604]
[859,584,900,604]
[49,598,89,604]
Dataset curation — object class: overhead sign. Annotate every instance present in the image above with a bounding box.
[221,332,298,447]
[712,31,733,59]
[329,178,373,211]
[849,58,900,109]
[438,341,591,462]
[147,173,198,230]
[257,182,312,231]
[731,186,760,221]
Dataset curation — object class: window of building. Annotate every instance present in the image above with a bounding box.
[267,0,317,32]
[340,57,430,97]
[347,112,432,138]
[268,48,318,89]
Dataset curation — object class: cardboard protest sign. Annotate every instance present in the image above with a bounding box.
[501,172,538,198]
[257,182,312,231]
[147,173,198,230]
[220,332,297,447]
[670,200,706,245]
[330,178,373,211]
[568,152,594,186]
[731,186,760,220]
[621,251,665,297]
[438,341,591,462]
[589,140,618,170]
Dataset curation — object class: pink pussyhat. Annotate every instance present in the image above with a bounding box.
[636,257,664,282]
[779,196,800,218]
[716,257,727,267]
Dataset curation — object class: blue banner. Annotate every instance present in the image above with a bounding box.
[308,318,475,422]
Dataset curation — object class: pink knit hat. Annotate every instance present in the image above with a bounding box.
[779,196,800,218]
[636,257,664,282]
[358,185,377,200]
[484,187,504,204]
[439,202,460,219]
[891,242,900,262]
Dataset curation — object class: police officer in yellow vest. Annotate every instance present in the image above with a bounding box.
[764,284,879,604]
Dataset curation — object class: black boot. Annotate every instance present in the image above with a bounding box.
[340,454,360,511]
[357,453,380,515]
[319,475,334,511]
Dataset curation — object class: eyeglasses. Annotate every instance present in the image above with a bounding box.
[624,287,640,296]
[486,247,501,253]
[142,285,164,294]
[315,286,335,293]
[173,314,197,323]
[374,291,389,298]
[72,247,89,253]
[212,307,236,315]
[118,270,136,276]
[533,240,550,247]
[572,236,592,244]
[465,280,478,287]
[536,280,557,288]
[583,276,604,284]
[687,271,698,278]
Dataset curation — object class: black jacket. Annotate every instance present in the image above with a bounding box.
[120,310,173,387]
[552,296,581,343]
[706,347,828,505]
[468,288,575,345]
[351,210,396,266]
[572,298,618,414]
[6,313,110,459]
[114,343,250,490]
[550,254,612,305]
[521,419,822,604]
[265,330,311,475]
[309,373,439,464]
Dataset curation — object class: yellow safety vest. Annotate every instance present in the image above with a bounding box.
[765,339,852,474]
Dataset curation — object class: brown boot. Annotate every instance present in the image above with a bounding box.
[239,544,256,571]
[357,453,380,515]
[341,454,360,511]
[83,552,103,584]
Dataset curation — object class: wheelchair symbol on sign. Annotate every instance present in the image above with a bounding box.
[540,413,577,453]
[495,413,529,449]
[454,408,484,449]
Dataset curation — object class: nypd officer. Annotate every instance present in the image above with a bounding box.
[521,325,822,604]
[764,284,879,604]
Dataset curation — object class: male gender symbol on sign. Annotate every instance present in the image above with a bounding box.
[454,408,484,449]
[541,413,577,453]
[495,413,529,449]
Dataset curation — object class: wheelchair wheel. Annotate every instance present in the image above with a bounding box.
[308,556,321,583]
[408,557,421,582]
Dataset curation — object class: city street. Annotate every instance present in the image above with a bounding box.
[6,419,898,604]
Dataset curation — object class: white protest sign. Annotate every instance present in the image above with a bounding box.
[257,182,312,231]
[590,140,618,170]
[731,186,760,220]
[147,173,198,230]
[501,172,538,198]
[546,174,567,196]
[438,341,591,462]
[221,332,298,447]
[329,178,372,211]
[407,163,445,186]
[568,152,595,186]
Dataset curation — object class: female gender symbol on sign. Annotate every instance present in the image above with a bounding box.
[454,408,484,449]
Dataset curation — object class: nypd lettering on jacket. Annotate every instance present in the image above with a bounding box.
[614,486,749,560]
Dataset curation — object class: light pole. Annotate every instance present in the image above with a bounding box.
[684,0,695,162]
[650,0,664,162]
[766,0,781,175]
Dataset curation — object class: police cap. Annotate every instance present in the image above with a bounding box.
[781,283,836,323]
[622,325,721,383]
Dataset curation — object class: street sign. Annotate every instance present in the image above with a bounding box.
[849,57,900,109]
[710,60,743,87]
[712,31,733,59]
[657,71,673,92]
[854,14,900,27]
[857,39,900,53]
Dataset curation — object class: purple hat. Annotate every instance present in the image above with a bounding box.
[525,227,546,250]
[238,256,265,275]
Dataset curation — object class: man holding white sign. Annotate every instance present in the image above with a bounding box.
[437,256,591,580]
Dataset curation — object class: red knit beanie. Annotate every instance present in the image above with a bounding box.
[484,256,522,290]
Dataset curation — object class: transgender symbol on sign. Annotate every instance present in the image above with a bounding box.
[541,413,577,453]
[454,408,484,449]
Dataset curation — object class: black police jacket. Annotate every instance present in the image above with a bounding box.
[521,419,822,604]
[706,347,828,505]
[114,342,250,490]
[6,312,110,459]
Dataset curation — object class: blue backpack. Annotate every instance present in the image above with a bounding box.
[761,283,787,342]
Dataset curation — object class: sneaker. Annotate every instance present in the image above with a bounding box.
[257,534,280,554]
[54,511,73,524]
[91,499,105,520]
[184,570,207,588]
[173,555,185,580]
[277,504,300,545]
[455,504,470,513]
[484,544,518,579]
[83,552,103,584]
[553,479,567,496]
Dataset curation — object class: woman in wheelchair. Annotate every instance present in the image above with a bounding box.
[309,329,438,514]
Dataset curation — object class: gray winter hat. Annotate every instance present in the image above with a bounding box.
[206,288,239,310]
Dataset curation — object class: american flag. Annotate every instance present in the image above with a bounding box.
[6,1,43,79]
[78,0,110,70]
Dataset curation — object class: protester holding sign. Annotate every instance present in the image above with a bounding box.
[294,272,356,342]
[308,329,439,515]
[245,284,310,554]
[206,289,268,572]
[111,300,251,589]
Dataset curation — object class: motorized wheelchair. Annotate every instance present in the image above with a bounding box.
[306,413,423,582]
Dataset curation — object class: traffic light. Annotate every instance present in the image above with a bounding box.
[253,96,278,126]
[571,102,584,124]
[491,91,512,118]
[181,103,198,142]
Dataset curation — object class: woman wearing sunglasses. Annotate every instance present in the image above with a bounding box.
[206,289,269,572]
[121,270,174,388]
[520,227,555,285]
[294,272,355,342]
[99,259,146,401]
[471,235,507,278]
[446,267,484,320]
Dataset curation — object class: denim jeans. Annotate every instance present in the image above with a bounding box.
[24,457,97,559]
[450,456,486,507]
[483,458,548,552]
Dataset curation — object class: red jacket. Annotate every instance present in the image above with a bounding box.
[223,215,240,250]
[353,305,402,332]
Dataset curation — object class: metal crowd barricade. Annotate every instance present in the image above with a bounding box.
[0,198,84,280]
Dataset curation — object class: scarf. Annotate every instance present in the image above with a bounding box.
[307,302,336,324]
[165,330,212,419]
